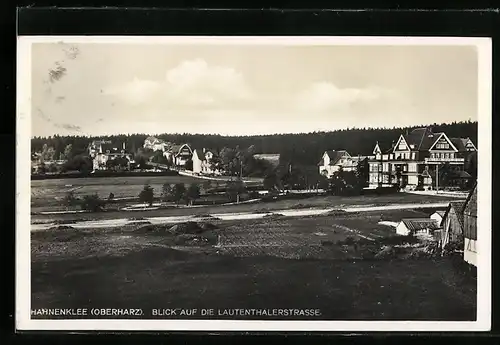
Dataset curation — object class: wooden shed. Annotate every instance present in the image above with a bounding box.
[396,218,440,236]
[463,182,478,266]
[439,201,466,249]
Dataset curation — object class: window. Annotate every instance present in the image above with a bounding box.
[398,142,407,150]
[436,143,450,149]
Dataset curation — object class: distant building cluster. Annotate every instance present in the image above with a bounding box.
[143,136,220,175]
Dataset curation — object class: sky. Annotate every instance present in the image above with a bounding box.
[30,42,479,137]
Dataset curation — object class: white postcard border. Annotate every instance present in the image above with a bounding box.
[16,36,492,332]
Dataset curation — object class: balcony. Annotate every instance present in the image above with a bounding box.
[424,157,465,164]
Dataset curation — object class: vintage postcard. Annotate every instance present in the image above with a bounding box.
[16,36,491,332]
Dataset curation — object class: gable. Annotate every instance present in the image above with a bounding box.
[429,133,458,152]
[393,135,411,152]
[465,139,477,151]
[373,143,382,155]
[176,144,193,155]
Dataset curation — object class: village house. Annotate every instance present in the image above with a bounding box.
[192,148,219,175]
[367,127,476,189]
[143,136,170,152]
[318,150,371,178]
[396,218,440,236]
[89,140,134,171]
[163,143,193,168]
[463,182,477,266]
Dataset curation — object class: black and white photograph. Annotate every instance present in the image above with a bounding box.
[16,36,491,332]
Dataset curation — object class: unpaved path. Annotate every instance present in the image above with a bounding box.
[31,202,449,231]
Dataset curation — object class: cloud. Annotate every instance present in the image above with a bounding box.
[165,59,252,102]
[104,78,161,106]
[294,82,393,112]
[103,59,252,109]
[54,123,82,132]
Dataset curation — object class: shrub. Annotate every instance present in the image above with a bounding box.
[80,193,106,212]
[63,191,80,207]
[138,184,154,206]
[185,183,201,206]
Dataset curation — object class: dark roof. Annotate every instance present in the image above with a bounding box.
[442,201,466,229]
[401,218,440,231]
[194,149,206,161]
[463,182,477,218]
[169,143,193,155]
[101,143,121,153]
[320,150,349,166]
[374,141,395,154]
[402,127,438,151]
[449,137,469,152]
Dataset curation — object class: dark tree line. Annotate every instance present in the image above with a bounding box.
[32,121,477,167]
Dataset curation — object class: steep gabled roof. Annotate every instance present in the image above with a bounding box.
[463,181,477,218]
[373,141,394,154]
[449,138,467,152]
[321,150,350,166]
[193,149,206,161]
[442,201,466,229]
[168,143,193,156]
[401,218,440,231]
[402,127,438,151]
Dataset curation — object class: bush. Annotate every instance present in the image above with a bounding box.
[138,184,154,206]
[80,193,106,212]
[63,191,80,207]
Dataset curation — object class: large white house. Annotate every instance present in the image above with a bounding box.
[192,148,218,175]
[89,140,134,171]
[318,150,370,178]
[143,136,170,152]
[368,128,476,189]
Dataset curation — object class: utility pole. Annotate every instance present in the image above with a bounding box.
[436,163,439,193]
[240,157,243,180]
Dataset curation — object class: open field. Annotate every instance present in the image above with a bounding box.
[31,176,204,202]
[31,210,476,320]
[31,175,264,207]
[30,191,460,224]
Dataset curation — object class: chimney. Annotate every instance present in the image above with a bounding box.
[123,142,126,150]
[203,148,206,153]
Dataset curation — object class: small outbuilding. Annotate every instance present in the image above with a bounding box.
[463,182,478,266]
[430,210,445,225]
[396,218,440,236]
[439,201,465,249]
